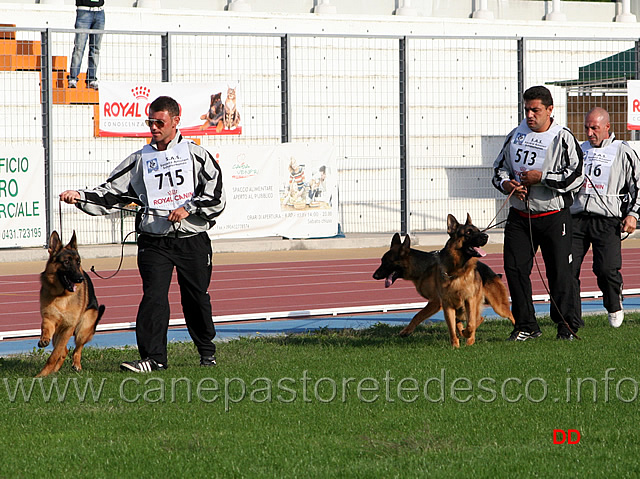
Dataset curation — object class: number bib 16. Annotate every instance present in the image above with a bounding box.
[141,142,195,210]
[581,142,617,195]
[509,122,562,181]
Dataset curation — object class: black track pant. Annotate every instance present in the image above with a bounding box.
[135,232,216,365]
[572,214,623,315]
[503,208,582,334]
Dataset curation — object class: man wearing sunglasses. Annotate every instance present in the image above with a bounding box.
[60,96,226,372]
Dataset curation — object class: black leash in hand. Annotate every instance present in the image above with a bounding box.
[59,197,145,280]
[481,190,514,233]
[61,197,183,280]
[90,230,137,280]
[524,196,581,340]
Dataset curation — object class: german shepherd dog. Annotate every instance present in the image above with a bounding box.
[37,231,105,377]
[200,92,224,132]
[373,214,514,347]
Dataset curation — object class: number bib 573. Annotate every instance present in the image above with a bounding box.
[509,122,562,181]
[141,142,194,210]
[581,142,617,195]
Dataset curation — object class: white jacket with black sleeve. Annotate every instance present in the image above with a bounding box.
[74,132,226,237]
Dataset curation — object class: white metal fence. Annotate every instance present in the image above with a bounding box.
[1,26,637,245]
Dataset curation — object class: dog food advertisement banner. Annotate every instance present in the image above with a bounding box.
[0,144,46,248]
[628,80,640,130]
[97,82,242,137]
[210,143,338,239]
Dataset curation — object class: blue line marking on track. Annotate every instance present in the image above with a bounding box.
[1,297,637,357]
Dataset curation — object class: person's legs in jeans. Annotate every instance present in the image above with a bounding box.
[69,10,92,84]
[86,10,105,84]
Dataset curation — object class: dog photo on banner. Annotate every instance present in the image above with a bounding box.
[210,142,338,239]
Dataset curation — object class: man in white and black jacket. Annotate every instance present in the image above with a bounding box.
[492,86,584,341]
[571,107,640,328]
[60,96,226,372]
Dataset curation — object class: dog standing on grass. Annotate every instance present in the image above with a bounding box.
[37,231,105,377]
[373,214,515,348]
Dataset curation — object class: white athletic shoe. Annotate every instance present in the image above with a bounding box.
[608,310,624,328]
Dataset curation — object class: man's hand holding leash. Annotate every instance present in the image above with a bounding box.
[167,207,189,223]
[60,190,188,223]
[60,190,81,204]
[622,215,637,234]
[502,179,528,201]
[519,169,542,187]
[503,170,543,202]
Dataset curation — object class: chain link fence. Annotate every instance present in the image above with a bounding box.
[1,26,637,245]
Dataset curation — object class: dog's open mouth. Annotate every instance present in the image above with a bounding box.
[58,272,83,293]
[385,271,399,288]
[467,233,488,258]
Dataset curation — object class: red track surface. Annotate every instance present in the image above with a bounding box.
[1,250,639,334]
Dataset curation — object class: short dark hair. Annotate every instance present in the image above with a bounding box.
[149,96,180,117]
[523,86,553,107]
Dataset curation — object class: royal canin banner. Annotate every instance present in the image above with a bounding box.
[210,143,339,239]
[98,82,242,137]
[628,80,640,130]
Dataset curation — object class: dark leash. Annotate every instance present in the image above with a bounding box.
[74,197,168,218]
[476,189,580,338]
[58,197,157,280]
[524,196,581,340]
[90,230,137,280]
[481,190,514,233]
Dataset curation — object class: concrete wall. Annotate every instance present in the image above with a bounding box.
[0,1,634,37]
[0,0,634,23]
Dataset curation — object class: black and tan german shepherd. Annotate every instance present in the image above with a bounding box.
[200,92,224,132]
[36,231,105,377]
[373,214,514,348]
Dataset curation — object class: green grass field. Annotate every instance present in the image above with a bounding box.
[1,313,638,477]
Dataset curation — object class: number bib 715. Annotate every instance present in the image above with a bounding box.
[141,141,195,210]
[509,122,562,182]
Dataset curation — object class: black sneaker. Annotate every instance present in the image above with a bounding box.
[507,330,542,341]
[200,355,217,367]
[120,358,167,373]
[556,332,575,341]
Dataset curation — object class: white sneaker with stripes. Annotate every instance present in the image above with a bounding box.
[120,358,167,373]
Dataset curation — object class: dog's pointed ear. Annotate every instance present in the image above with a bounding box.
[465,213,473,226]
[48,231,62,255]
[447,214,459,235]
[67,230,78,250]
[401,234,411,252]
[391,232,401,247]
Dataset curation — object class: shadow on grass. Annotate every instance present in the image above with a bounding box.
[252,316,557,348]
[256,321,467,348]
[0,357,36,375]
[0,345,141,376]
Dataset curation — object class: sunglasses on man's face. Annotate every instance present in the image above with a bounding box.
[145,118,166,128]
